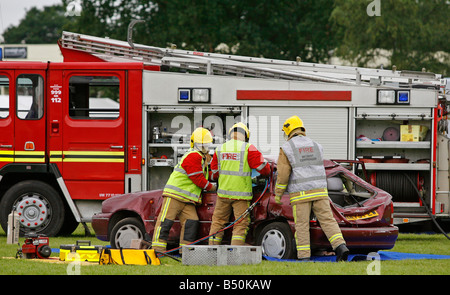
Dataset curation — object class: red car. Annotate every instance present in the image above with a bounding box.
[92,159,398,259]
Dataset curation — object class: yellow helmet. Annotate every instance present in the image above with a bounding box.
[282,116,305,136]
[190,127,213,148]
[228,122,250,140]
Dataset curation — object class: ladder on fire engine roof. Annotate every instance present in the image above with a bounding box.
[60,31,443,88]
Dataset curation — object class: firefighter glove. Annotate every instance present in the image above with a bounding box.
[275,195,282,205]
[209,183,217,192]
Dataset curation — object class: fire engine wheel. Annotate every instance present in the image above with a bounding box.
[256,222,295,260]
[0,180,65,237]
[110,217,146,249]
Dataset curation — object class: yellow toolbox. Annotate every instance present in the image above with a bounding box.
[400,125,429,142]
[59,240,103,262]
[99,248,161,265]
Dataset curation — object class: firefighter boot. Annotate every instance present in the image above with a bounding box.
[335,243,349,262]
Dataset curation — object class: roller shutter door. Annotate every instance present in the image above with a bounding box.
[248,107,349,159]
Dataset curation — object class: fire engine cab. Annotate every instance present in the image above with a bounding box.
[0,31,448,236]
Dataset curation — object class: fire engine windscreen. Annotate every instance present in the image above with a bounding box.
[69,76,120,119]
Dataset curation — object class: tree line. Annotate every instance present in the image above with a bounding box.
[2,0,449,76]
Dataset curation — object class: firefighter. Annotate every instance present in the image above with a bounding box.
[208,122,270,245]
[151,127,216,252]
[275,115,349,261]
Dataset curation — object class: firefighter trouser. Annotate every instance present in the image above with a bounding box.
[293,198,345,259]
[152,196,199,253]
[208,197,250,246]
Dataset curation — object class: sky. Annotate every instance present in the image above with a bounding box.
[0,0,62,37]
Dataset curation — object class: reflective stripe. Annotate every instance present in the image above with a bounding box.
[217,189,253,197]
[209,236,222,243]
[0,150,14,162]
[14,151,45,163]
[219,170,251,176]
[238,141,247,172]
[276,183,287,189]
[49,151,62,162]
[63,151,124,163]
[187,170,205,177]
[297,245,310,251]
[289,175,327,185]
[50,150,124,163]
[160,197,171,222]
[164,184,200,200]
[153,198,171,247]
[2,150,124,163]
[329,233,343,243]
[174,167,187,175]
[255,160,267,171]
[175,168,204,177]
[216,145,222,171]
[231,235,246,242]
[290,189,328,203]
[152,241,167,248]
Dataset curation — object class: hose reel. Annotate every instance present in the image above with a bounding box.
[369,171,423,202]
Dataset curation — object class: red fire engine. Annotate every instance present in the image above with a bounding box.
[0,31,448,236]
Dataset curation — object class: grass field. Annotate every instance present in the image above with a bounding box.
[0,224,449,275]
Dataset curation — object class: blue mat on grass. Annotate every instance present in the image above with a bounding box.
[52,246,450,262]
[263,251,450,262]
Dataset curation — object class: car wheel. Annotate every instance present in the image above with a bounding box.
[256,221,295,259]
[110,217,146,249]
[0,180,64,237]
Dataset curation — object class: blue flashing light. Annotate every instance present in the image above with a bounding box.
[178,89,190,101]
[397,91,410,104]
